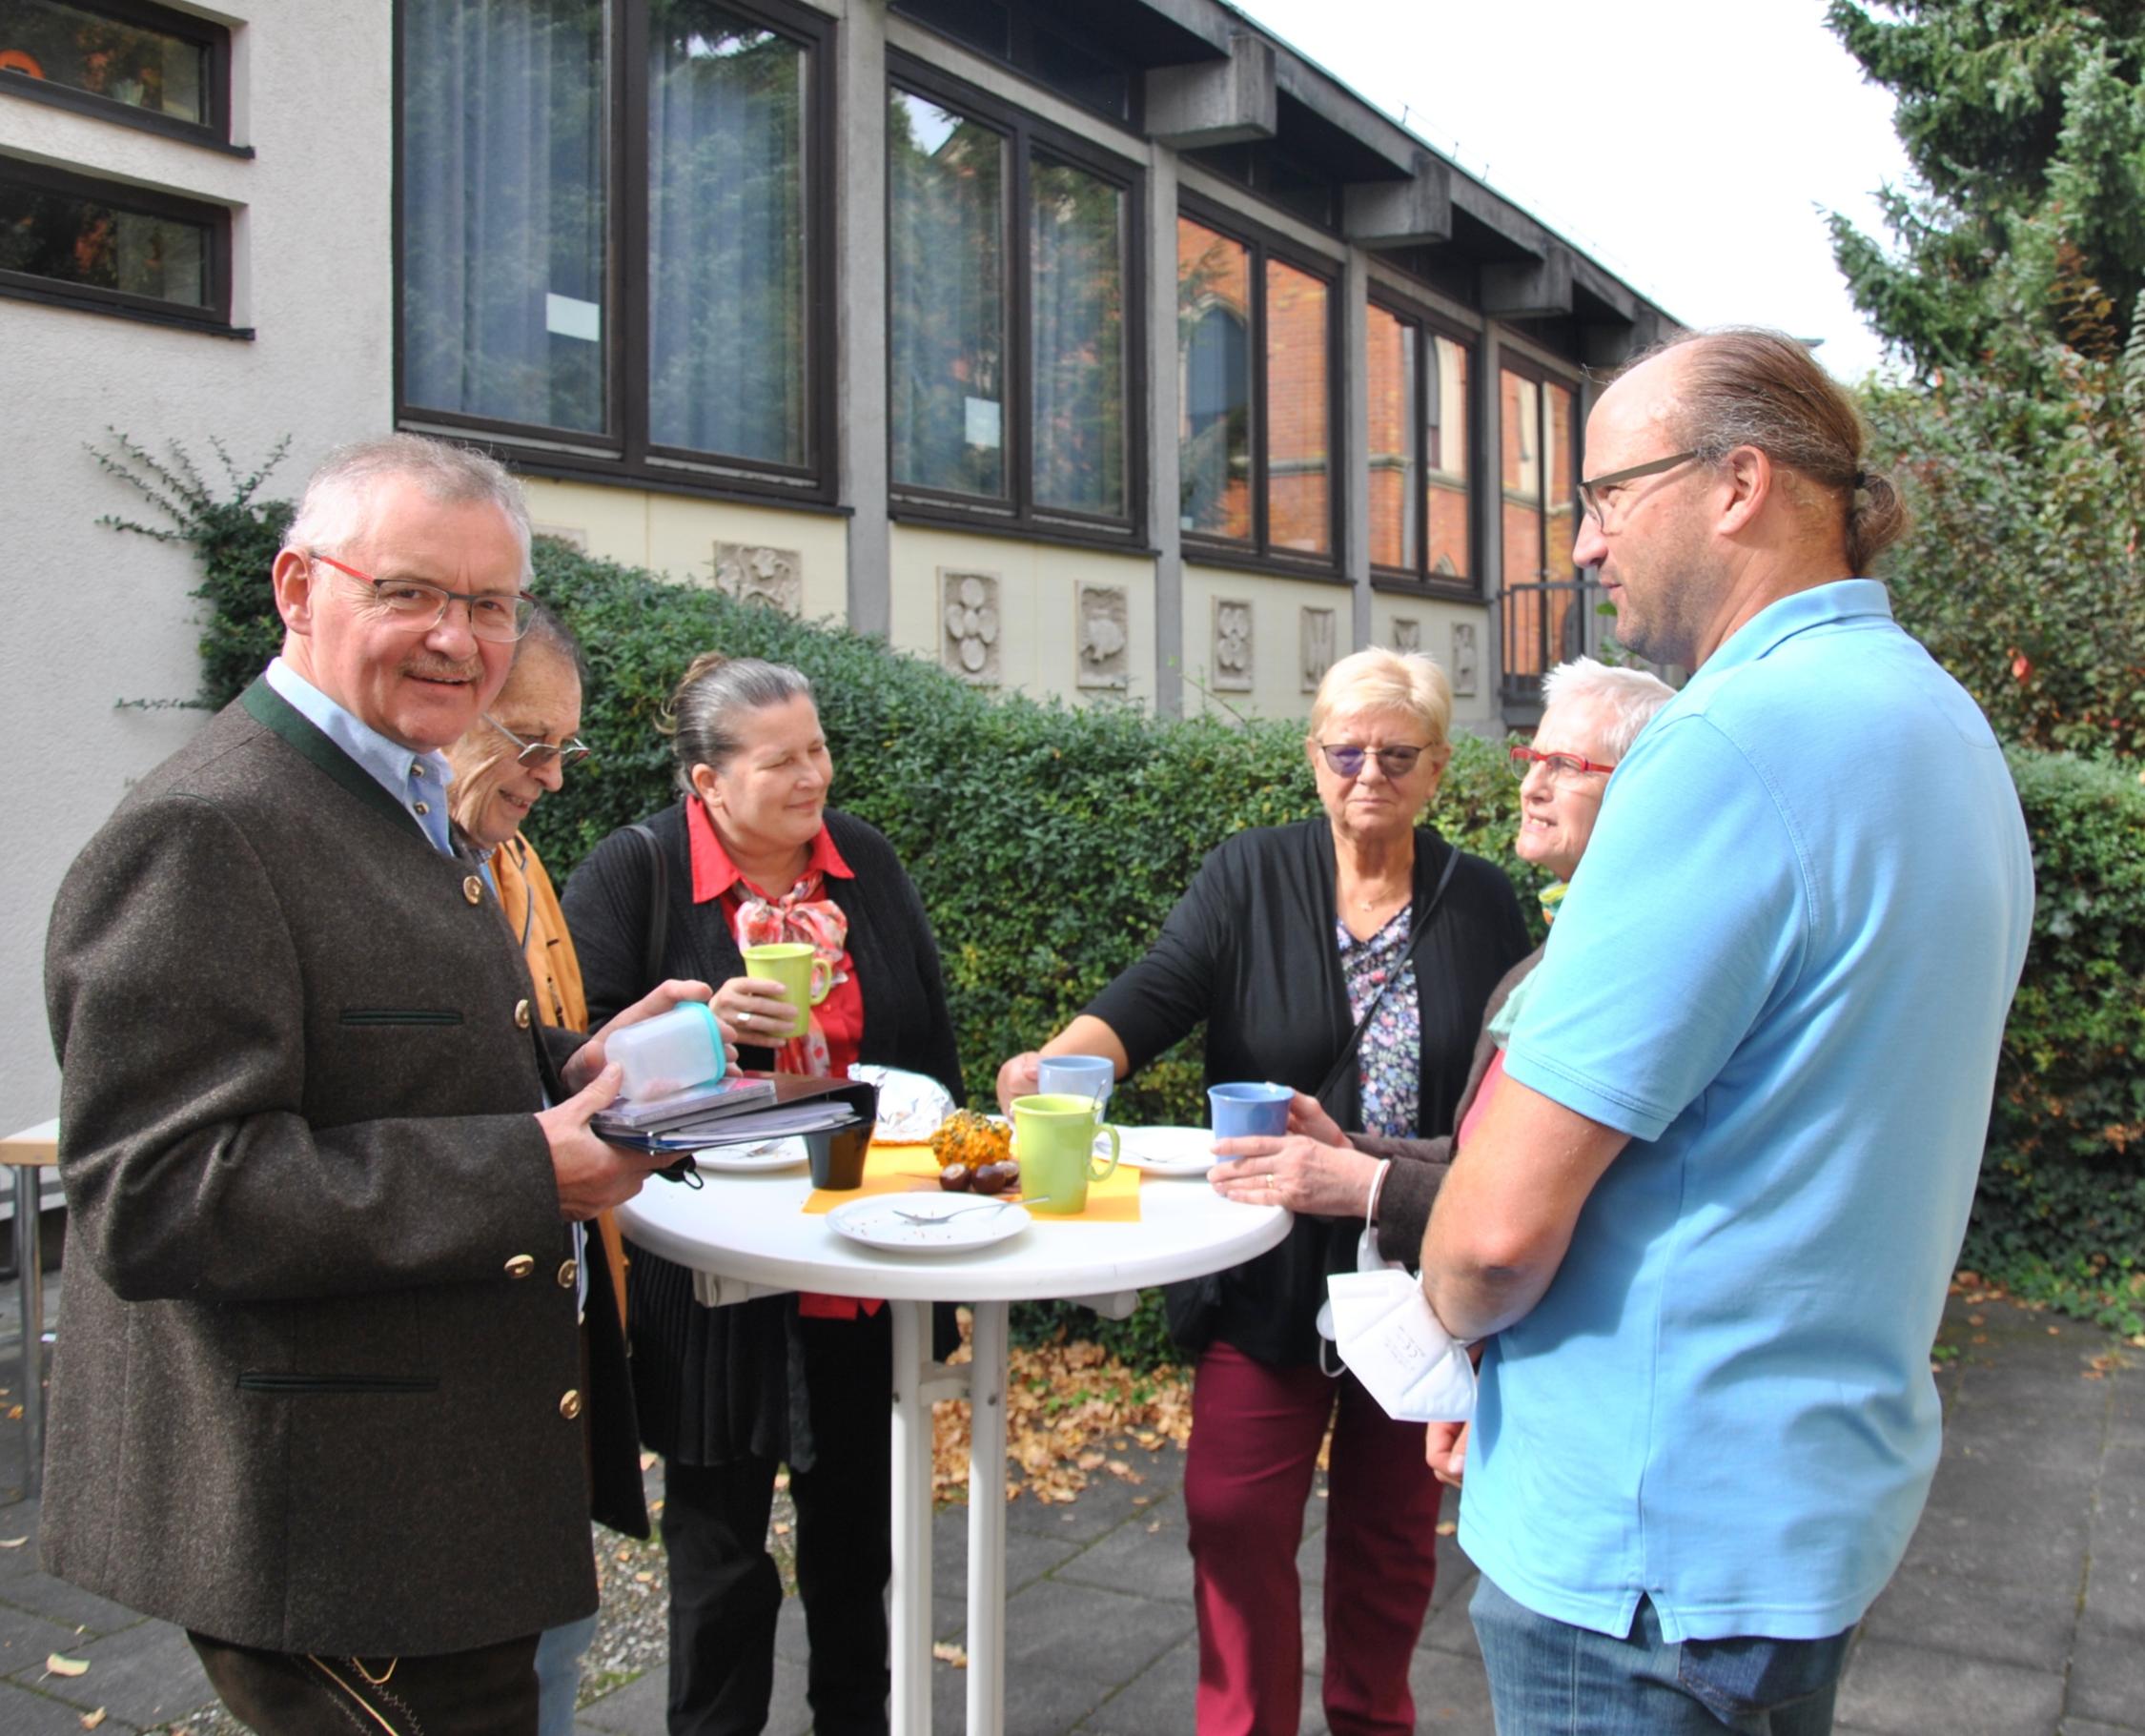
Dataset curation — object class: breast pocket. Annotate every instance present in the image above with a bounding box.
[338,1009,465,1027]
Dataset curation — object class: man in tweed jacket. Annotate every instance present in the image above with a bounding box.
[42,436,706,1735]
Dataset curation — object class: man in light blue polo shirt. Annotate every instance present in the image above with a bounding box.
[1419,329,2033,1733]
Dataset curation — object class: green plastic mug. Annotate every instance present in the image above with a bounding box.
[740,943,815,1039]
[1011,1093,1121,1215]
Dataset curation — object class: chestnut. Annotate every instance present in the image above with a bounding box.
[939,1163,973,1192]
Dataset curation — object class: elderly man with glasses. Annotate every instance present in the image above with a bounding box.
[41,434,717,1736]
[1416,330,2035,1735]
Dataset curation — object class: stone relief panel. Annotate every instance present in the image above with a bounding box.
[1391,617,1422,656]
[1301,607,1338,693]
[941,568,1002,685]
[1450,623,1480,698]
[1213,598,1253,692]
[713,542,802,614]
[1075,583,1130,690]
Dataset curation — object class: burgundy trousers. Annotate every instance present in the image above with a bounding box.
[1183,1341,1445,1736]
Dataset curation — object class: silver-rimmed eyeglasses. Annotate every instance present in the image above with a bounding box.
[312,551,537,643]
[483,714,591,769]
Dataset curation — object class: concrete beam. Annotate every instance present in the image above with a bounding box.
[1272,52,1415,177]
[1482,247,1574,319]
[1146,32,1276,148]
[1580,307,1666,369]
[1570,255,1636,322]
[1449,176,1548,261]
[1342,153,1453,247]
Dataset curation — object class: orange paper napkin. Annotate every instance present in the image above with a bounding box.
[803,1141,1142,1222]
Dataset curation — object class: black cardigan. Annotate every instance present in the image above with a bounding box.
[1085,817,1531,1367]
[562,802,965,1467]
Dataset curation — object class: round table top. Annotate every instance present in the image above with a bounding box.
[619,1152,1292,1303]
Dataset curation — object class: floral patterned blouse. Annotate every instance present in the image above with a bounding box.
[1338,905,1420,1138]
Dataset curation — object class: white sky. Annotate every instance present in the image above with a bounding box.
[1233,0,1914,381]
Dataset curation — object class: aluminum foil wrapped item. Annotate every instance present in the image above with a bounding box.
[847,1064,955,1143]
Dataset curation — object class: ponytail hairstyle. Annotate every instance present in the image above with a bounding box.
[661,653,816,798]
[1636,326,1909,572]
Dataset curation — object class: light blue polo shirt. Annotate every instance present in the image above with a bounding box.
[1462,581,2033,1644]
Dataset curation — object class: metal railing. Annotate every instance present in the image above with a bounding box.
[1500,579,1606,704]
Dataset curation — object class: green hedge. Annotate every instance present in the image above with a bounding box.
[521,542,1550,1131]
[110,454,2145,1340]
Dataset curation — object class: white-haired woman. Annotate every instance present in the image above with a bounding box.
[1210,657,1677,1265]
[563,653,962,1736]
[997,647,1531,1736]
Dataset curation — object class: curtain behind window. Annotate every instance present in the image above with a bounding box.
[647,10,808,465]
[1030,155,1125,518]
[889,90,1007,499]
[400,0,607,435]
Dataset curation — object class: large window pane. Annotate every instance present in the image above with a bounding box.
[1030,154,1125,517]
[1502,367,1544,677]
[0,172,208,306]
[400,0,608,435]
[1366,304,1415,569]
[1425,334,1470,580]
[1266,258,1329,556]
[647,10,808,465]
[889,89,1007,498]
[1176,217,1251,540]
[9,0,209,124]
[1543,380,1580,660]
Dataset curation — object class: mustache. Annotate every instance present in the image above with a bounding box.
[401,657,482,683]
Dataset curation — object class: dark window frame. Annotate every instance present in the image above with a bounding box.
[1175,191,1345,581]
[0,0,241,153]
[886,52,1149,550]
[0,153,240,334]
[1181,139,1344,237]
[888,0,1145,132]
[1495,352,1586,692]
[1365,286,1480,602]
[390,0,840,508]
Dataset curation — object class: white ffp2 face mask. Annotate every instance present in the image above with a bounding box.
[1324,1266,1477,1423]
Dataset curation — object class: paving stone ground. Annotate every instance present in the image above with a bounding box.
[2,1266,2137,1735]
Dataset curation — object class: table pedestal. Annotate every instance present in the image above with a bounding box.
[889,1297,1012,1736]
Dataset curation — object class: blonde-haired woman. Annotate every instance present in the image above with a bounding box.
[997,647,1530,1736]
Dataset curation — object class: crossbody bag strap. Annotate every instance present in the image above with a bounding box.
[625,824,669,991]
[1312,841,1463,1114]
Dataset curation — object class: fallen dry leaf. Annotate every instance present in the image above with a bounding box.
[80,1712,106,1730]
[2049,1326,2062,1337]
[1435,1522,1458,1537]
[931,1642,969,1669]
[772,1522,789,1537]
[640,1452,657,1472]
[47,1654,89,1678]
[633,1571,654,1584]
[1967,1315,1986,1327]
[0,1537,27,1549]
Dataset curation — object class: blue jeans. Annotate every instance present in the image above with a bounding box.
[1470,1574,1851,1735]
[534,1613,599,1736]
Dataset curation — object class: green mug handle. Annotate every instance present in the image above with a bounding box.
[1089,1124,1121,1182]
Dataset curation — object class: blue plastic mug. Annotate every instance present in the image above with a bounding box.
[1208,1081,1291,1139]
[1037,1053,1114,1107]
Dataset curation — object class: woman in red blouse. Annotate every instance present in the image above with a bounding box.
[563,654,963,1736]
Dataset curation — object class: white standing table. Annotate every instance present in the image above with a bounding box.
[620,1154,1289,1736]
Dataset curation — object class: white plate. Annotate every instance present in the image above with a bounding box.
[692,1137,809,1174]
[827,1193,1032,1254]
[1120,1125,1222,1175]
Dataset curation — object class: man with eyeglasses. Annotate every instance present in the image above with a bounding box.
[42,435,711,1735]
[1417,330,2033,1733]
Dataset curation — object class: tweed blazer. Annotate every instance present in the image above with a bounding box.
[41,679,635,1656]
